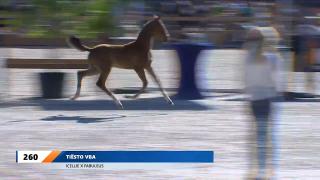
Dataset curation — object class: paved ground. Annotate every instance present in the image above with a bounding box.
[0,49,319,179]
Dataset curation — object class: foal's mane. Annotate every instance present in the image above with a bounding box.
[138,17,167,37]
[138,19,158,37]
[135,17,167,49]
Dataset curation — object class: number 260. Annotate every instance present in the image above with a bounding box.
[23,154,38,160]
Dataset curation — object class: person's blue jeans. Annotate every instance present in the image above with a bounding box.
[250,99,272,175]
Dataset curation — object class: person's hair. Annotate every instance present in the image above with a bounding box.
[255,27,280,52]
[245,26,281,62]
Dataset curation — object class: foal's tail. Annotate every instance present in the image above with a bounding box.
[67,36,92,52]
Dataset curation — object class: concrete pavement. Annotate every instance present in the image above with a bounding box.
[0,49,319,179]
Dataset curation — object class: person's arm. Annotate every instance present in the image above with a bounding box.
[271,53,285,94]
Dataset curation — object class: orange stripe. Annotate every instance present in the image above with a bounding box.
[42,150,61,163]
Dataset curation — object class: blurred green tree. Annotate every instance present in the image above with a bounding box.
[10,0,128,38]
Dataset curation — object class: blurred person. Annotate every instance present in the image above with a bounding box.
[244,26,283,180]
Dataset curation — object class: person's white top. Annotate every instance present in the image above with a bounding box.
[244,51,283,101]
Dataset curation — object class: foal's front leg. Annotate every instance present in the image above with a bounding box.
[146,66,174,105]
[126,68,148,99]
[96,68,123,109]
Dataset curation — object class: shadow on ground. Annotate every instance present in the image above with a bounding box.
[41,115,126,123]
[0,97,211,111]
[225,92,320,102]
[112,87,243,94]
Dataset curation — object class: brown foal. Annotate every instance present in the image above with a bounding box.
[68,16,174,109]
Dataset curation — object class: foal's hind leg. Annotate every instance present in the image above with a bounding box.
[71,66,98,100]
[96,68,123,109]
[146,66,174,105]
[126,68,148,99]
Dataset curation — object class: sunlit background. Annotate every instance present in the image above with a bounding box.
[0,0,318,45]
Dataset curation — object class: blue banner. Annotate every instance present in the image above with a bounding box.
[53,151,214,163]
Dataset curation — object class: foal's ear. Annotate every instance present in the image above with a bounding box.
[153,15,160,20]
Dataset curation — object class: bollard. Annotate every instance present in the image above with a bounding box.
[172,43,214,99]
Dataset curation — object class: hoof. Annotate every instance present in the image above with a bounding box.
[118,105,124,109]
[116,101,124,109]
[70,96,78,100]
[166,98,174,105]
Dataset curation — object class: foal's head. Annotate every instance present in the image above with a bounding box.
[144,15,170,42]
